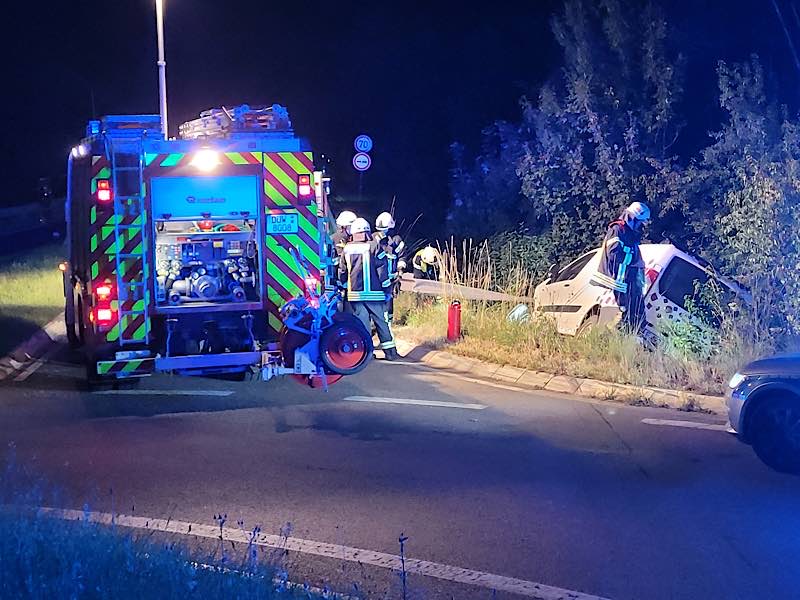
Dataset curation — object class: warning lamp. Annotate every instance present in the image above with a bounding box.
[298,174,313,198]
[645,267,659,287]
[95,284,113,301]
[96,179,113,203]
[198,220,214,231]
[190,149,221,172]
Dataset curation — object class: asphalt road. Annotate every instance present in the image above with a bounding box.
[1,348,799,599]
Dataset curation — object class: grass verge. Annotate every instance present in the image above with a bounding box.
[393,293,760,396]
[0,243,65,355]
[0,457,325,599]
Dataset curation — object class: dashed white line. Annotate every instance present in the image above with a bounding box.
[41,507,610,600]
[344,395,486,410]
[641,418,730,432]
[91,389,234,397]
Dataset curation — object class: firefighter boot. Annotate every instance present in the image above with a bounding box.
[383,347,400,361]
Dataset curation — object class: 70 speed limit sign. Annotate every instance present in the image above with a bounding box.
[354,134,373,153]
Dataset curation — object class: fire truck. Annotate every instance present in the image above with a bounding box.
[62,104,371,387]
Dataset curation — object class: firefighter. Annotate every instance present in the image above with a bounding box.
[331,211,358,312]
[339,218,399,360]
[373,212,405,325]
[332,211,357,257]
[412,245,440,280]
[589,201,650,333]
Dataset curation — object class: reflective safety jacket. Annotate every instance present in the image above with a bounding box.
[589,220,643,294]
[412,249,438,279]
[372,231,405,280]
[338,239,392,302]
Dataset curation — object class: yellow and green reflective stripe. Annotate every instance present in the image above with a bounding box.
[90,235,98,252]
[264,181,292,206]
[90,205,97,225]
[264,155,298,195]
[279,152,308,176]
[225,152,249,165]
[144,153,159,166]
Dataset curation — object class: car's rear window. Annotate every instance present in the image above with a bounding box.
[658,256,734,311]
[553,251,596,282]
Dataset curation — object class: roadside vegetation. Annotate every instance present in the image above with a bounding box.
[395,242,772,396]
[427,0,800,389]
[0,456,329,600]
[0,243,65,354]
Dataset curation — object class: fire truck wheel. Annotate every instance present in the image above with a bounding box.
[319,315,373,376]
[66,310,79,348]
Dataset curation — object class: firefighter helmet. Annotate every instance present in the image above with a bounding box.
[375,212,395,231]
[421,246,438,265]
[350,218,371,235]
[626,202,651,222]
[336,210,357,228]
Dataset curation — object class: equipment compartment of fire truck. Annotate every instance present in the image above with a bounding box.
[63,106,371,386]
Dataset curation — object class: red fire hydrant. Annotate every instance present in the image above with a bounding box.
[447,300,462,342]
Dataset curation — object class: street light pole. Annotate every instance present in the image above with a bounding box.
[155,0,168,139]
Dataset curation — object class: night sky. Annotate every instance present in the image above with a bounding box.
[5,1,800,236]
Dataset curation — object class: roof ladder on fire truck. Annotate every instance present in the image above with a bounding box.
[108,138,150,346]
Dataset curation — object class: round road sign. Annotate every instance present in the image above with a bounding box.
[353,152,372,172]
[354,134,373,153]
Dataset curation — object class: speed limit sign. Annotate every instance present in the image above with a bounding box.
[354,134,373,153]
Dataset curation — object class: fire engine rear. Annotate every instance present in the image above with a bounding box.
[63,105,370,386]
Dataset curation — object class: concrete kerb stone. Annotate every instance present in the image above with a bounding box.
[493,364,526,383]
[545,375,581,395]
[396,338,726,415]
[517,370,553,389]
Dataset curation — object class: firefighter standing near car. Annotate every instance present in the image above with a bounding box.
[339,218,399,360]
[373,211,405,325]
[589,201,650,333]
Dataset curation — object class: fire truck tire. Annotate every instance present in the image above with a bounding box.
[319,315,373,376]
[66,310,79,348]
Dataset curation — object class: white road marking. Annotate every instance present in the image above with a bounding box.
[91,389,234,397]
[345,395,486,410]
[641,418,730,432]
[41,507,610,600]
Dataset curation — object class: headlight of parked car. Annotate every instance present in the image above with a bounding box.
[728,372,746,389]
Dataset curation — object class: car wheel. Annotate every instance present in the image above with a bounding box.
[577,312,599,336]
[749,395,800,474]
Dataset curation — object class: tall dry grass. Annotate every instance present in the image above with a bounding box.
[395,241,766,396]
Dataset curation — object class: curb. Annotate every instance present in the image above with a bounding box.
[395,340,726,415]
[0,315,66,381]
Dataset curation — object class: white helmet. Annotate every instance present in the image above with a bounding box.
[336,210,357,228]
[625,202,651,222]
[350,217,371,235]
[421,246,438,265]
[375,211,395,231]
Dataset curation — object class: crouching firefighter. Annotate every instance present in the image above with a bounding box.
[589,202,650,333]
[339,218,400,361]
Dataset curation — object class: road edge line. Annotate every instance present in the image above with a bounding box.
[40,507,611,600]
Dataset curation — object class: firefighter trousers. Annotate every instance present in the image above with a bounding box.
[351,301,395,350]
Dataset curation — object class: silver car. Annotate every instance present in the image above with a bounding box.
[727,355,800,474]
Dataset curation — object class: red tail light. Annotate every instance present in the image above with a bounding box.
[645,267,659,286]
[96,179,113,203]
[298,174,313,198]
